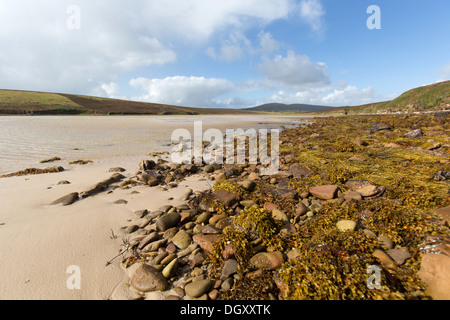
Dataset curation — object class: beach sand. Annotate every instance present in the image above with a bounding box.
[0,156,212,300]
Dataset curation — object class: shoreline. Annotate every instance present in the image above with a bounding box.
[1,113,448,300]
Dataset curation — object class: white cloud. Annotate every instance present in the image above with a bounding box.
[129,76,235,107]
[0,0,296,94]
[207,31,281,62]
[298,0,326,32]
[258,50,329,89]
[261,84,382,107]
[0,1,177,94]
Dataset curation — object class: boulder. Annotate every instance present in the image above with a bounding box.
[212,189,240,207]
[129,264,168,292]
[249,252,285,270]
[156,212,181,231]
[309,185,339,200]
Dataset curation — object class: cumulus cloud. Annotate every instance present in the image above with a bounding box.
[298,0,326,32]
[258,51,329,89]
[261,84,382,107]
[129,76,235,107]
[0,0,296,94]
[0,1,177,94]
[206,31,281,62]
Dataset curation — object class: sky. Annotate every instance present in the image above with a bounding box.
[0,0,449,108]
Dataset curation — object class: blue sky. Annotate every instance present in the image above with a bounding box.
[0,0,449,108]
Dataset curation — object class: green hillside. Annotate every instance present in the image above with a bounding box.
[321,81,450,115]
[0,90,251,115]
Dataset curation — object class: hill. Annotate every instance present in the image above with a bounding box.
[319,81,450,115]
[0,90,252,115]
[244,103,333,113]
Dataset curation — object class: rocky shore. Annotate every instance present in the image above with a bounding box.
[2,113,448,300]
[91,113,447,300]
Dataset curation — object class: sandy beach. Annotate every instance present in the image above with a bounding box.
[0,115,306,300]
[0,155,213,300]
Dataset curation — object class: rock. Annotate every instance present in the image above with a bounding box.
[212,189,240,207]
[140,171,162,187]
[418,252,450,300]
[193,234,220,255]
[309,185,339,200]
[294,203,309,216]
[345,180,372,190]
[51,192,79,206]
[162,258,178,279]
[404,129,423,138]
[160,253,177,265]
[57,180,71,185]
[109,167,126,173]
[378,235,394,250]
[171,230,192,250]
[248,172,259,181]
[129,264,168,293]
[344,191,363,201]
[336,220,357,232]
[238,180,256,192]
[249,251,285,270]
[196,212,212,225]
[263,202,279,212]
[433,171,450,182]
[80,173,125,198]
[134,209,148,218]
[126,225,139,234]
[204,165,215,173]
[156,212,181,231]
[209,214,228,226]
[272,209,289,222]
[201,224,221,234]
[372,249,396,270]
[221,259,238,278]
[139,160,156,171]
[221,278,234,291]
[113,199,128,205]
[348,156,366,162]
[138,232,159,250]
[240,200,256,208]
[386,248,411,265]
[289,164,311,178]
[356,185,378,197]
[368,122,391,134]
[431,206,450,227]
[184,279,213,298]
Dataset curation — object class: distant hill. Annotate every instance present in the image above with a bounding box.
[318,81,450,115]
[244,103,333,113]
[0,90,252,115]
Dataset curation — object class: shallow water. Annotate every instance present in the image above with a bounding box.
[0,114,308,175]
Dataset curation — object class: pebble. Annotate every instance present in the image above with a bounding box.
[129,264,168,293]
[184,279,213,298]
[221,259,238,279]
[171,230,192,250]
[51,192,79,206]
[336,220,357,232]
[309,185,339,200]
[156,212,181,231]
[386,248,411,265]
[249,251,285,270]
[162,258,178,279]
